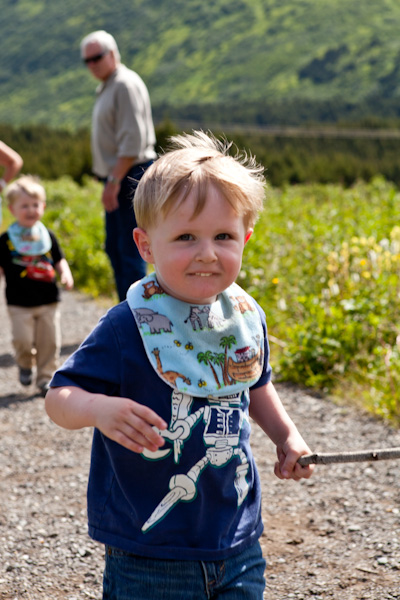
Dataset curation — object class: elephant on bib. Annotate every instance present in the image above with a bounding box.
[134,308,173,334]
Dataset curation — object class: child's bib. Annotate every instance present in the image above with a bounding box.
[127,273,264,398]
[8,221,52,256]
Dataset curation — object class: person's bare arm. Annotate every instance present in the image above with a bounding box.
[45,385,167,454]
[0,141,23,189]
[55,258,74,290]
[249,381,314,481]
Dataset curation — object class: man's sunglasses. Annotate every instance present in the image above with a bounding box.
[83,52,107,65]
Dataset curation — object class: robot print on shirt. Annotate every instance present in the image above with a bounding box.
[141,389,251,533]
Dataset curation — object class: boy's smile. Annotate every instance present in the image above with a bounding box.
[134,185,252,305]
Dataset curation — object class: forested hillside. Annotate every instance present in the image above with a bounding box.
[3,0,400,128]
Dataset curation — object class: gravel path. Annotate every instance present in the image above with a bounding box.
[1,286,400,599]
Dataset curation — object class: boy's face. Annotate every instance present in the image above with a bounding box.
[134,185,252,304]
[9,192,45,228]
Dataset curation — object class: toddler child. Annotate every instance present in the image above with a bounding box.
[45,131,313,599]
[0,175,74,396]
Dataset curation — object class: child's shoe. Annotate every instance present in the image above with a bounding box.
[38,381,50,397]
[19,367,32,386]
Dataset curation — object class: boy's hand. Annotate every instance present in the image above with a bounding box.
[45,386,168,455]
[56,259,74,290]
[60,271,74,290]
[274,433,314,481]
[248,382,314,482]
[93,395,167,454]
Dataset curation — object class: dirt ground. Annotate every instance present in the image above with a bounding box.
[1,287,400,599]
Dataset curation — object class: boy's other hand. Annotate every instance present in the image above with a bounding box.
[60,272,74,290]
[274,436,315,481]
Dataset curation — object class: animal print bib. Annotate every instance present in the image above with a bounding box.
[126,273,264,398]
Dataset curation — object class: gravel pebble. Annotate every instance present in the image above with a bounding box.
[1,286,400,599]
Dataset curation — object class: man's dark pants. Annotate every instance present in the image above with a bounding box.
[105,161,153,301]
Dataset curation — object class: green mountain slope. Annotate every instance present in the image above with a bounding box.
[3,0,400,128]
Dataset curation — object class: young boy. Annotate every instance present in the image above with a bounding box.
[0,175,74,396]
[45,131,313,599]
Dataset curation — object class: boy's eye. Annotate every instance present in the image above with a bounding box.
[177,233,193,241]
[215,233,231,240]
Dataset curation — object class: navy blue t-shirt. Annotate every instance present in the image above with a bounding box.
[50,300,272,560]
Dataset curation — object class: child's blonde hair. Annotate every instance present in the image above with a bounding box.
[5,175,46,206]
[134,130,266,230]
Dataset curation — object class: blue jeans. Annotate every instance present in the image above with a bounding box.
[105,161,152,301]
[103,541,266,600]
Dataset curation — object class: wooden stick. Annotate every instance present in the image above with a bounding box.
[298,447,400,466]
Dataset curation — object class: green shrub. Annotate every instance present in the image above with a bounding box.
[42,176,116,298]
[239,176,400,423]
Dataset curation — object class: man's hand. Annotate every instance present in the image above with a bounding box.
[102,181,120,212]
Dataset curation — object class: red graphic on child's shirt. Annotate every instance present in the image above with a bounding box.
[16,256,56,283]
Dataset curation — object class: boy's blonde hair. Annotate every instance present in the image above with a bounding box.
[5,175,46,206]
[134,130,266,230]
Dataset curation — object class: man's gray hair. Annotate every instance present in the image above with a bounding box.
[80,30,121,63]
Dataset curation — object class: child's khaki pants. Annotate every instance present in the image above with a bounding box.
[7,303,61,386]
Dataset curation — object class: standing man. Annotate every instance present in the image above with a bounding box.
[80,30,157,301]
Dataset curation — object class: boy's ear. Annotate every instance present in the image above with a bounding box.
[133,227,154,263]
[244,229,253,245]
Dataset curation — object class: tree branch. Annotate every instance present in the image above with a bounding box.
[298,447,400,466]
